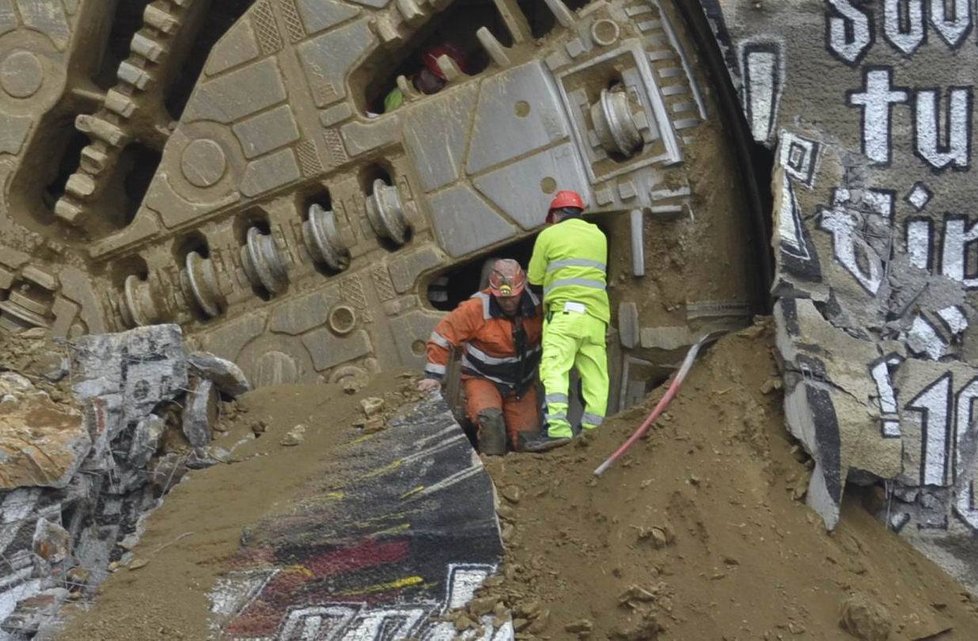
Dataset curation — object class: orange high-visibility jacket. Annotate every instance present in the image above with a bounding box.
[425,289,543,394]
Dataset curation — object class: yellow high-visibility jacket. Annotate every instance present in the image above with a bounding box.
[527,217,610,324]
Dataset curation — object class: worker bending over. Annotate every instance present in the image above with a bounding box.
[418,259,543,454]
[522,190,610,452]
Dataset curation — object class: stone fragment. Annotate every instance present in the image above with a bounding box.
[360,396,384,416]
[501,485,521,504]
[839,594,892,641]
[150,452,189,492]
[188,352,251,397]
[528,610,550,633]
[280,424,307,446]
[183,379,218,448]
[362,417,385,433]
[0,399,89,489]
[33,518,71,566]
[129,414,165,467]
[0,372,33,396]
[565,619,593,633]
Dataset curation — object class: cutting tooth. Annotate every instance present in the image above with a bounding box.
[477,27,511,67]
[396,74,419,101]
[491,0,531,43]
[396,0,424,23]
[543,0,576,29]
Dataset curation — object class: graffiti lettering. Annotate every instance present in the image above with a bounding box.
[913,86,973,171]
[954,378,978,529]
[740,41,783,144]
[817,188,893,295]
[826,0,874,65]
[883,0,926,55]
[826,0,976,60]
[906,372,952,486]
[870,354,904,437]
[847,68,910,165]
[930,0,973,48]
[941,215,978,286]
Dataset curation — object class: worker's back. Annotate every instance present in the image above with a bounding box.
[528,217,610,324]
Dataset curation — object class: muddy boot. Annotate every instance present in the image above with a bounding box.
[476,409,507,456]
[522,430,571,453]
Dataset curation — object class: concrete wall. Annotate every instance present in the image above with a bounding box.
[699,0,978,590]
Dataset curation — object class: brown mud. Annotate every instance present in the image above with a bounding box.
[57,324,978,640]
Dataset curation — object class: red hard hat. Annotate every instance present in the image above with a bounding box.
[545,190,585,223]
[422,44,467,80]
[488,259,526,298]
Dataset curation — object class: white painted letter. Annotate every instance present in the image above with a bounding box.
[848,69,909,165]
[915,87,972,170]
[826,0,874,64]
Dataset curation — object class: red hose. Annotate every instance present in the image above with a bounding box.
[593,331,726,476]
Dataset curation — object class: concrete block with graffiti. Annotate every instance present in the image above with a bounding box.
[700,0,978,588]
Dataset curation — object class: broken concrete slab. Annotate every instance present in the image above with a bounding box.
[0,588,68,636]
[71,324,188,425]
[183,378,218,448]
[775,298,900,528]
[188,351,251,398]
[129,414,164,468]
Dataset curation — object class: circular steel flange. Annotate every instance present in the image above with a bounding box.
[591,87,643,158]
[304,204,350,271]
[183,251,225,318]
[240,227,288,295]
[365,179,409,245]
[122,275,160,327]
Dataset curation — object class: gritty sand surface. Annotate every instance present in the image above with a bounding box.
[57,324,978,640]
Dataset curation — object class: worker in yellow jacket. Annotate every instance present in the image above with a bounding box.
[522,190,610,452]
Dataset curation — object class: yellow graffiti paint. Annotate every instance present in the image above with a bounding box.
[335,575,425,596]
[399,486,424,500]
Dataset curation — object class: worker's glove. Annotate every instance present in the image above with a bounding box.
[417,378,441,394]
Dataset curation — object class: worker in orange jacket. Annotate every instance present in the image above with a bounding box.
[418,259,543,454]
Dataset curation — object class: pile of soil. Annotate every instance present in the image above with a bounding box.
[479,323,978,640]
[56,323,978,640]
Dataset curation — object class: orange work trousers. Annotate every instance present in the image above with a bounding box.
[463,377,540,450]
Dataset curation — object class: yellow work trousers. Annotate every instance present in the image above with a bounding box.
[540,309,609,438]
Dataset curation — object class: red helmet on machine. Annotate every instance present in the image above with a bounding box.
[487,259,526,298]
[421,43,467,80]
[545,190,586,224]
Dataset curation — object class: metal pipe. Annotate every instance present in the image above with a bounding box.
[630,209,645,277]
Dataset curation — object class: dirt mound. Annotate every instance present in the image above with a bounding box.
[54,323,978,640]
[478,323,978,640]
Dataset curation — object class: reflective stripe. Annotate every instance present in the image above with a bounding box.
[546,258,607,273]
[545,393,568,405]
[466,342,540,366]
[424,363,446,375]
[581,413,604,427]
[544,278,606,296]
[429,331,451,349]
[460,357,510,386]
[545,411,567,422]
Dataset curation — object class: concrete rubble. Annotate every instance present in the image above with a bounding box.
[0,325,250,639]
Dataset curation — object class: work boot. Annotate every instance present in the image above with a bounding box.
[521,430,571,453]
[476,409,507,456]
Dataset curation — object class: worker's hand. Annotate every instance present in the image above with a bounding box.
[417,378,441,394]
